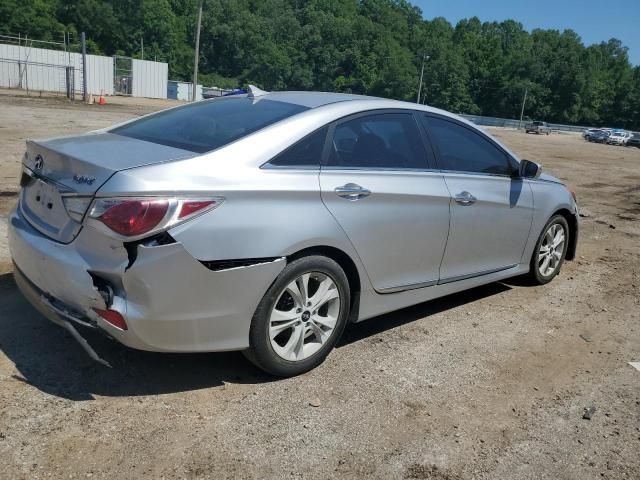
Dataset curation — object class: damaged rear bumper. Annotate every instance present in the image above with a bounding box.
[8,205,286,361]
[13,264,112,367]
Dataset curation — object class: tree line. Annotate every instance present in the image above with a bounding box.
[2,0,639,129]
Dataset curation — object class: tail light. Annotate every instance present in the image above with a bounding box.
[88,196,223,240]
[98,199,169,236]
[566,185,578,203]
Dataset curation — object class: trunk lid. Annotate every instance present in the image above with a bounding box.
[21,132,197,243]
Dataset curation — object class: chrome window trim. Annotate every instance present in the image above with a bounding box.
[319,166,442,174]
[260,164,320,171]
[524,177,565,185]
[22,166,76,194]
[438,169,517,179]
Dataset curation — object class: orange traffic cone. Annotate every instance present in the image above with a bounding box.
[98,90,106,105]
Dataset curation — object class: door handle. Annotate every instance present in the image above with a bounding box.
[454,191,476,205]
[335,183,371,201]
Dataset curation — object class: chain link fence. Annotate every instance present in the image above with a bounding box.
[113,56,132,95]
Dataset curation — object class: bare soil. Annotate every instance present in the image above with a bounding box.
[0,96,638,480]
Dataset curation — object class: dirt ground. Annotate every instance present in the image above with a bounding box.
[0,94,638,480]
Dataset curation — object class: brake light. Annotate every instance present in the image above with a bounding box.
[88,196,223,239]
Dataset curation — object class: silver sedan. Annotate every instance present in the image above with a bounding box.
[8,88,578,376]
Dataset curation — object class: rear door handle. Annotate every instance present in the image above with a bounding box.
[335,183,371,201]
[454,191,476,205]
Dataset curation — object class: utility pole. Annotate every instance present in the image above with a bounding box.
[141,38,144,60]
[192,0,203,102]
[519,87,528,129]
[416,53,429,104]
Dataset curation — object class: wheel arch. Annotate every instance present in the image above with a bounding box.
[287,246,361,322]
[552,208,578,260]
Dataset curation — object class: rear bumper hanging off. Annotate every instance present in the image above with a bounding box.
[13,265,112,367]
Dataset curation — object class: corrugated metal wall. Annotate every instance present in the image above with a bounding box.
[0,43,168,99]
[0,43,70,93]
[132,59,168,99]
[0,43,113,95]
[83,53,113,95]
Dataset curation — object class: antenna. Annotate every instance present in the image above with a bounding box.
[247,84,269,99]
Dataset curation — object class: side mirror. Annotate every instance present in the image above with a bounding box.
[519,159,542,179]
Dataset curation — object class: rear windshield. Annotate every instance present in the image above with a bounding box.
[111,97,309,153]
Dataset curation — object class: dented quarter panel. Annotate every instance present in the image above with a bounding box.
[115,243,286,351]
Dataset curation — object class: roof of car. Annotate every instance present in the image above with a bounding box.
[254,90,405,109]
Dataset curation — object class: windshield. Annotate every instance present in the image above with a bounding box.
[112,97,309,153]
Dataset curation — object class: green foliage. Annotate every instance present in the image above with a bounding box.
[2,0,639,128]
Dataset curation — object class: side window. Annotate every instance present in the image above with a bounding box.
[327,113,430,169]
[425,116,513,176]
[268,127,328,167]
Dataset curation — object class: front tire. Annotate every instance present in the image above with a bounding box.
[243,255,351,377]
[528,215,569,285]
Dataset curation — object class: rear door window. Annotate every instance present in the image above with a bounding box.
[112,97,308,153]
[326,113,430,169]
[423,115,513,176]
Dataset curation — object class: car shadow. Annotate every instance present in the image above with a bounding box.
[339,282,511,346]
[509,177,524,207]
[0,271,271,401]
[0,271,511,401]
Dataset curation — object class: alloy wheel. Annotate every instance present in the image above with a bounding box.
[269,272,341,361]
[538,223,565,277]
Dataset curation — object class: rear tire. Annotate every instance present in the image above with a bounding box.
[243,255,350,377]
[527,215,569,285]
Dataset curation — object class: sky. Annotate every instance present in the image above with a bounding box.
[414,0,639,65]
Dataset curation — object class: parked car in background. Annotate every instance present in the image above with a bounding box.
[8,88,579,377]
[607,131,633,146]
[525,121,551,135]
[627,133,640,148]
[202,87,247,99]
[582,128,603,139]
[588,130,611,143]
